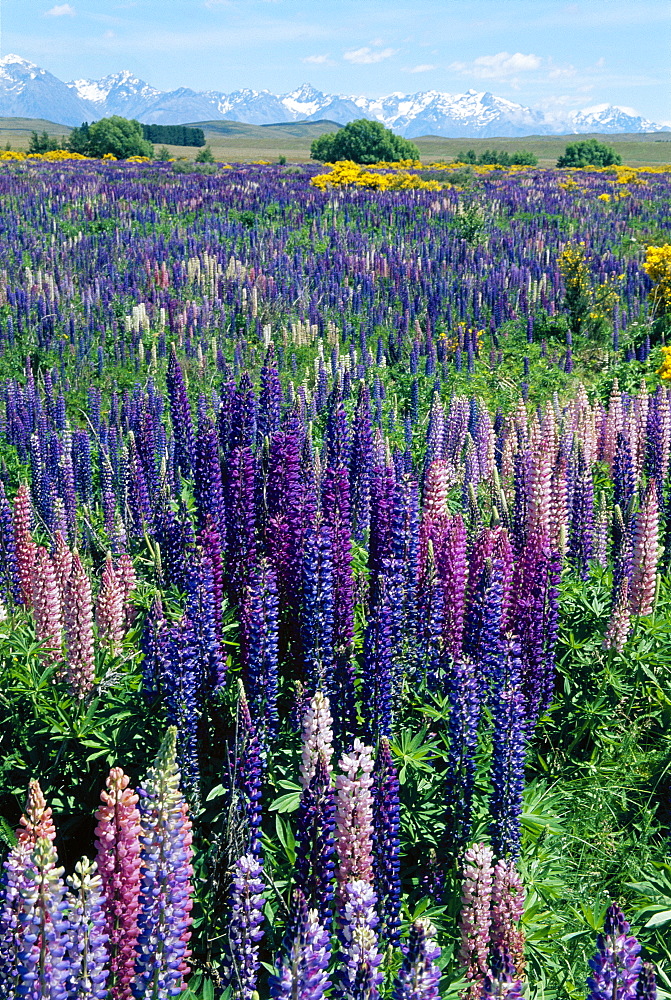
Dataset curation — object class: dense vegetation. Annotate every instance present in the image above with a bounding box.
[0,158,669,999]
[69,116,154,159]
[141,124,207,147]
[310,118,421,163]
[557,139,623,168]
[454,148,538,166]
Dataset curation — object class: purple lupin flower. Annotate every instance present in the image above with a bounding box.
[222,853,265,1000]
[235,683,264,858]
[295,751,336,928]
[185,547,226,693]
[392,919,442,1000]
[373,736,401,946]
[587,904,641,1000]
[16,836,70,1000]
[194,413,227,544]
[636,962,657,1000]
[166,346,195,479]
[0,842,36,991]
[162,617,201,802]
[134,727,194,998]
[350,382,373,541]
[322,463,356,734]
[337,879,384,1000]
[489,640,527,861]
[363,579,394,738]
[225,445,257,605]
[301,516,335,695]
[442,657,482,865]
[258,345,283,440]
[64,857,109,1000]
[568,447,594,580]
[240,556,279,739]
[0,480,20,605]
[268,889,331,999]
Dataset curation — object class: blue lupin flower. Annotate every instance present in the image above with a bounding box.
[392,919,442,1000]
[489,639,527,861]
[373,736,401,947]
[222,853,265,1000]
[269,889,331,999]
[587,904,642,1000]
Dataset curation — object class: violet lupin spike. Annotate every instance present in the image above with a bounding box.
[636,963,657,1000]
[16,836,70,1000]
[0,841,36,992]
[134,727,194,998]
[350,382,373,541]
[194,413,227,543]
[336,879,384,1000]
[586,903,641,1000]
[373,736,401,947]
[222,853,265,1000]
[162,617,201,801]
[64,857,109,1000]
[362,579,394,738]
[295,751,336,928]
[235,682,264,858]
[268,889,331,1000]
[604,577,632,652]
[166,345,195,478]
[240,556,279,738]
[392,919,442,1000]
[301,516,335,696]
[0,480,20,605]
[441,656,482,866]
[489,640,527,861]
[94,767,142,1000]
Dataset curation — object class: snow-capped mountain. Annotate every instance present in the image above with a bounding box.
[0,55,666,136]
[0,55,95,126]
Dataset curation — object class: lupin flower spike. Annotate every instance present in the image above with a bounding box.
[268,889,331,999]
[458,843,494,1000]
[587,903,641,1000]
[337,879,384,1000]
[222,852,265,1000]
[392,919,442,1000]
[335,740,376,890]
[300,691,334,790]
[94,767,142,1000]
[65,856,109,1000]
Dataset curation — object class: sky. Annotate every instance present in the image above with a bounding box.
[6,0,671,122]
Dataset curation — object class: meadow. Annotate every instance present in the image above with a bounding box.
[0,156,669,1000]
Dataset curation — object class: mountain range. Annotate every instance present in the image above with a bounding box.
[0,54,667,137]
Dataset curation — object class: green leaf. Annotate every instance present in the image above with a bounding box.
[274,813,296,865]
[645,909,671,928]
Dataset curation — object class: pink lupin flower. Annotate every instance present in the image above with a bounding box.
[115,552,137,626]
[335,739,375,890]
[300,691,334,790]
[13,483,36,608]
[490,859,526,979]
[630,480,660,617]
[94,767,143,1000]
[52,530,73,607]
[64,551,96,698]
[423,461,451,521]
[96,554,126,653]
[528,452,552,540]
[31,546,63,667]
[16,778,57,847]
[458,842,494,999]
[604,577,631,652]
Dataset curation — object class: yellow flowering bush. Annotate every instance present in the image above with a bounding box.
[657,345,671,380]
[644,244,671,318]
[311,160,441,192]
[0,149,89,161]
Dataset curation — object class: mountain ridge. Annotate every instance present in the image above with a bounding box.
[0,54,666,137]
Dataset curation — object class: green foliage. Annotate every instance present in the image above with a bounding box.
[69,117,154,159]
[195,145,216,163]
[557,139,622,168]
[28,130,65,154]
[310,118,420,165]
[455,148,538,166]
[141,124,206,147]
[156,145,172,161]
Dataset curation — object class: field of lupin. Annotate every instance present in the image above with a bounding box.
[0,156,670,999]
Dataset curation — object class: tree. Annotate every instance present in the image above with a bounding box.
[310,119,420,165]
[28,131,63,154]
[68,117,153,160]
[195,146,215,163]
[557,139,622,168]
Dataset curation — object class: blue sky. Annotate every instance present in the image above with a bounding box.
[8,0,671,122]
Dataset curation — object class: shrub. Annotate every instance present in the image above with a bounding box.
[310,119,420,165]
[195,146,215,164]
[69,117,153,160]
[557,139,622,168]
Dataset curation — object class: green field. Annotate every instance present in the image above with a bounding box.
[0,115,669,166]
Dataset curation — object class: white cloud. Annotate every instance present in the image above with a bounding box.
[44,3,76,15]
[449,51,542,79]
[406,63,436,73]
[343,46,396,65]
[302,54,332,65]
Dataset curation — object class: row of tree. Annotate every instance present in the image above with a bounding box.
[455,148,538,166]
[141,124,206,147]
[29,118,208,160]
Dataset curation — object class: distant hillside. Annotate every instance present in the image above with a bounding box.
[185,119,342,139]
